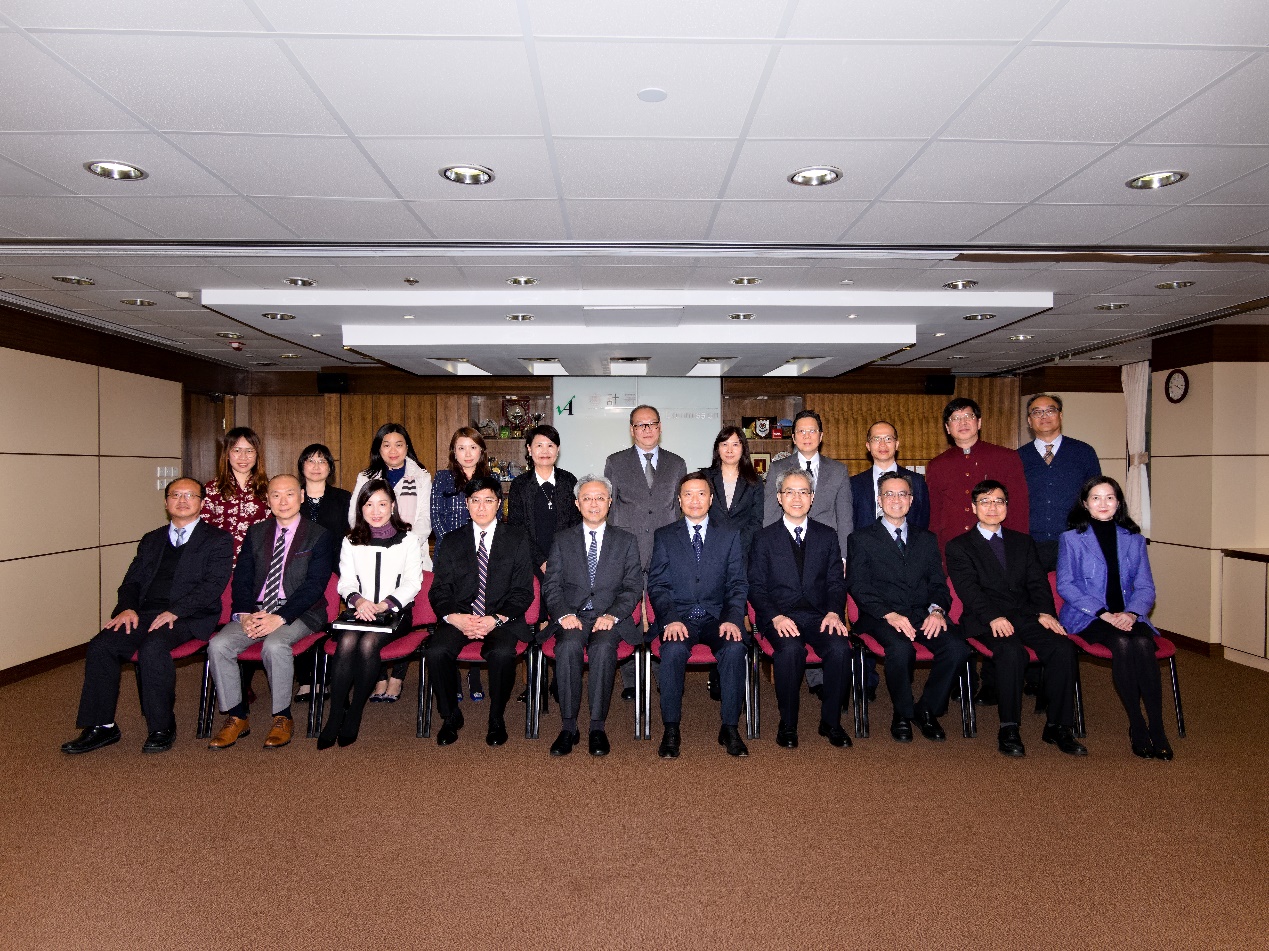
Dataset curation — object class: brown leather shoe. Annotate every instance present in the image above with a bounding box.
[208,716,250,750]
[263,715,293,749]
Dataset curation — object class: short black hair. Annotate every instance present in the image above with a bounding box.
[1026,393,1064,414]
[524,424,561,448]
[164,477,202,498]
[970,479,1008,504]
[942,397,981,426]
[677,470,713,496]
[877,471,913,494]
[463,475,503,499]
[792,409,823,433]
[297,443,335,485]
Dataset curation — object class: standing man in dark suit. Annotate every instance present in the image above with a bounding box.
[541,476,645,757]
[427,476,535,747]
[847,472,968,743]
[849,421,930,532]
[604,404,687,699]
[748,469,852,750]
[62,478,233,755]
[945,479,1086,758]
[648,472,750,758]
[206,475,333,750]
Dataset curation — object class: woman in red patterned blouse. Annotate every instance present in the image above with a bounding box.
[202,426,270,562]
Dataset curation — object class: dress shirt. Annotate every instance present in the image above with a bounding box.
[168,518,201,546]
[581,521,607,562]
[976,524,1002,543]
[535,467,555,488]
[884,518,909,546]
[1033,434,1064,457]
[472,519,498,550]
[641,446,661,472]
[256,518,299,603]
[782,515,809,541]
[685,515,708,545]
[796,452,819,483]
[871,463,899,516]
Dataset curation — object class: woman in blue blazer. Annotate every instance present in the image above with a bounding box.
[1057,476,1172,760]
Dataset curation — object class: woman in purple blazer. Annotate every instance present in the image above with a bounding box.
[1057,476,1172,761]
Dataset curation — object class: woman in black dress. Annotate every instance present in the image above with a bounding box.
[294,443,351,703]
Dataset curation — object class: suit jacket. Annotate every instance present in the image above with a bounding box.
[507,468,582,568]
[541,523,645,646]
[846,519,949,627]
[944,527,1054,639]
[1056,526,1157,634]
[748,518,845,633]
[762,453,854,557]
[115,520,234,639]
[604,445,687,570]
[232,516,334,632]
[647,518,748,638]
[849,465,930,533]
[429,522,535,639]
[706,466,764,556]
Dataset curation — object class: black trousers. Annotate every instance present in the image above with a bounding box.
[1081,619,1166,743]
[857,617,969,719]
[76,616,195,733]
[986,618,1078,728]
[553,624,623,730]
[322,614,411,740]
[767,612,851,730]
[425,621,524,722]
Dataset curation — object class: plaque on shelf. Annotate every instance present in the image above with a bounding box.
[742,416,776,440]
[478,418,500,440]
[751,453,771,479]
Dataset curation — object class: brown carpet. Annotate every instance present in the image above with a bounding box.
[1,650,1266,951]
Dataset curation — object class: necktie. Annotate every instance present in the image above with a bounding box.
[472,531,489,616]
[584,530,597,612]
[262,528,288,612]
[644,452,656,489]
[805,458,814,484]
[1043,443,1054,465]
[894,526,906,556]
[793,525,804,548]
[692,524,703,563]
[175,527,187,547]
[988,533,1007,570]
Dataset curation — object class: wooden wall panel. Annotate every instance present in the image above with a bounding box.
[805,393,952,474]
[339,394,412,489]
[250,396,329,484]
[956,376,1021,448]
[323,394,343,485]
[402,394,438,481]
[183,391,224,484]
[434,395,469,474]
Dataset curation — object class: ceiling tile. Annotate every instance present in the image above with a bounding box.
[252,197,432,240]
[359,137,557,200]
[572,266,695,290]
[710,200,867,242]
[254,0,522,34]
[457,264,579,289]
[725,139,922,201]
[752,44,1008,138]
[555,139,735,199]
[1038,0,1269,49]
[0,34,145,132]
[529,1,789,37]
[410,199,567,240]
[566,199,716,240]
[93,263,270,292]
[1140,56,1269,146]
[0,156,69,197]
[1110,204,1269,245]
[788,0,1055,39]
[1040,144,1269,204]
[888,141,1110,203]
[946,46,1246,142]
[844,201,1021,244]
[972,203,1164,245]
[90,196,298,239]
[1,197,158,238]
[1189,162,1269,205]
[4,0,263,30]
[334,264,471,290]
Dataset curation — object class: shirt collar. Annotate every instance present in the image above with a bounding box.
[782,515,808,537]
[1033,434,1064,454]
[640,446,660,466]
[976,523,1002,541]
[169,518,200,543]
[872,462,898,478]
[535,467,555,486]
[686,515,709,533]
[582,521,606,544]
[797,451,819,467]
[473,520,497,546]
[884,518,908,540]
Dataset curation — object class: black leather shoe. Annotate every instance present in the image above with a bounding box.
[1042,723,1088,756]
[998,726,1026,757]
[436,708,464,747]
[915,705,946,742]
[485,716,509,747]
[550,729,579,757]
[808,684,823,700]
[142,728,175,753]
[819,721,852,748]
[1152,738,1174,761]
[775,721,798,749]
[658,724,681,758]
[891,715,913,743]
[61,724,121,754]
[588,729,610,756]
[621,686,636,702]
[707,669,721,702]
[1131,740,1155,759]
[718,725,749,757]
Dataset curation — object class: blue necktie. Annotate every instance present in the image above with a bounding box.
[174,527,187,547]
[894,526,906,556]
[692,524,703,563]
[793,525,803,548]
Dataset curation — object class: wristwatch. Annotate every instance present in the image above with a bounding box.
[493,615,505,627]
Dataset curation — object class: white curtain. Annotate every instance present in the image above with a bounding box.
[1122,361,1151,535]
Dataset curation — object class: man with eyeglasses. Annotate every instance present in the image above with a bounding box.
[62,478,233,755]
[1017,394,1101,572]
[604,404,687,700]
[945,480,1085,758]
[762,409,854,558]
[847,472,968,743]
[849,420,930,533]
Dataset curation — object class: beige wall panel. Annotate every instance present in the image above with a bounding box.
[99,368,181,458]
[0,454,99,560]
[0,549,100,669]
[0,348,99,455]
[1149,542,1217,641]
[1047,392,1126,461]
[1212,363,1269,455]
[99,542,139,628]
[1208,456,1269,549]
[1150,456,1213,549]
[1099,458,1127,487]
[1220,557,1267,656]
[100,456,180,546]
[1151,364,1214,458]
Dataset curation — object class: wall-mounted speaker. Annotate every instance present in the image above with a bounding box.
[923,374,956,395]
[316,373,350,394]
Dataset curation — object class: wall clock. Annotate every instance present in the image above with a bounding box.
[1164,368,1189,404]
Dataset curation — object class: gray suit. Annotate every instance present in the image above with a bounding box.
[542,523,645,727]
[762,453,855,555]
[604,445,687,572]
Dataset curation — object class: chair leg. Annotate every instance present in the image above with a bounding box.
[959,667,972,739]
[522,653,532,741]
[415,646,427,738]
[196,654,213,739]
[642,647,652,740]
[1168,657,1186,738]
[421,655,433,738]
[312,650,326,737]
[632,647,641,741]
[1073,661,1086,739]
[856,646,871,739]
[965,656,977,738]
[743,647,754,740]
[749,645,761,740]
[1034,661,1048,715]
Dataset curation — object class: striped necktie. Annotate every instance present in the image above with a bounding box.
[471,531,489,617]
[894,526,906,556]
[584,530,598,612]
[1043,443,1055,465]
[262,528,288,612]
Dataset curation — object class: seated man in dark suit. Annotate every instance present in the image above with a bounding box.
[945,479,1086,758]
[427,475,535,748]
[207,475,333,751]
[541,475,644,757]
[62,478,233,755]
[749,469,852,749]
[847,472,968,743]
[648,471,750,758]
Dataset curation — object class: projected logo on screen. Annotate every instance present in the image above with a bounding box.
[556,396,574,416]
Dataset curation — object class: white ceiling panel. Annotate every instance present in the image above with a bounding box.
[1138,56,1269,146]
[1111,205,1269,246]
[1038,0,1269,49]
[42,34,345,135]
[334,264,471,290]
[551,266,694,289]
[1101,270,1250,297]
[288,38,542,137]
[3,0,262,31]
[254,0,522,35]
[788,0,1055,40]
[566,199,716,241]
[217,264,368,290]
[410,199,567,241]
[794,267,927,291]
[973,204,1165,245]
[1,197,157,238]
[752,45,1009,139]
[535,40,770,138]
[1189,163,1269,206]
[888,141,1110,203]
[455,265,581,290]
[252,197,432,240]
[0,156,69,197]
[947,46,1246,142]
[844,201,1022,244]
[725,139,922,201]
[0,33,144,132]
[709,200,867,242]
[1040,144,1269,205]
[90,196,298,240]
[0,261,160,290]
[96,264,274,292]
[554,139,736,199]
[528,0,790,38]
[359,137,557,200]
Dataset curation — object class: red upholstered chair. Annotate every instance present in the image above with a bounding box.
[848,595,974,740]
[312,571,436,740]
[419,575,540,740]
[641,598,753,741]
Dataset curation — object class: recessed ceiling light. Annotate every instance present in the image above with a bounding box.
[279,353,301,359]
[1125,170,1188,190]
[173,291,193,299]
[1156,281,1195,290]
[847,313,857,319]
[252,361,277,366]
[403,314,415,319]
[611,357,647,362]
[1095,302,1128,311]
[119,298,156,306]
[507,276,537,286]
[311,333,322,337]
[84,160,147,181]
[506,313,534,322]
[788,166,843,187]
[934,332,947,337]
[404,277,420,286]
[637,87,668,103]
[962,313,996,321]
[729,313,755,321]
[731,276,761,285]
[1010,334,1033,341]
[440,164,495,185]
[262,312,296,320]
[283,277,317,287]
[216,332,244,340]
[53,275,95,286]
[342,346,353,351]
[949,355,968,360]
[1089,354,1113,360]
[943,279,978,290]
[839,279,854,286]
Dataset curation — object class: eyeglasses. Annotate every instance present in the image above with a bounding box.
[794,428,820,437]
[780,488,812,498]
[867,435,896,445]
[947,413,978,425]
[166,491,202,501]
[468,497,500,506]
[579,495,610,504]
[974,497,1007,507]
[880,491,911,500]
[1028,407,1060,418]
[229,446,257,455]
[632,421,660,431]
